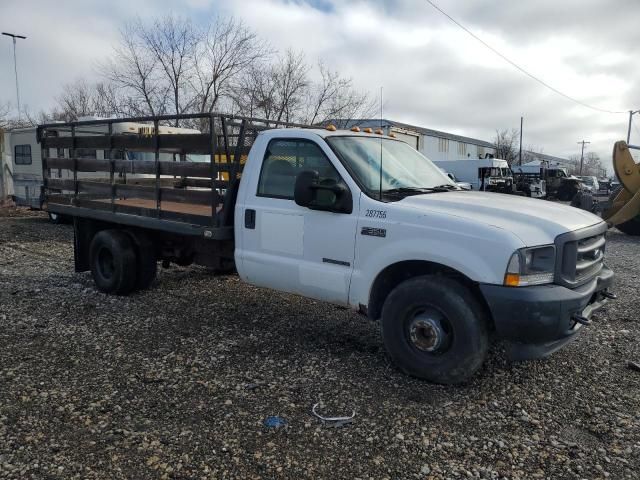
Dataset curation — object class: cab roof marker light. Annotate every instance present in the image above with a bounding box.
[389,132,397,138]
[351,126,361,132]
[363,127,373,133]
[375,128,384,135]
[326,124,337,131]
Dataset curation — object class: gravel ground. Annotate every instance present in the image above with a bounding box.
[0,209,639,480]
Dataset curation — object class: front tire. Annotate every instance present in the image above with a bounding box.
[381,276,489,384]
[90,230,137,295]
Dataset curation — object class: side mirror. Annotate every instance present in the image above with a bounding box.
[294,170,353,214]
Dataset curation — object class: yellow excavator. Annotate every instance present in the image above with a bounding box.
[602,141,640,235]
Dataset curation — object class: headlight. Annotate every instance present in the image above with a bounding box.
[504,245,555,287]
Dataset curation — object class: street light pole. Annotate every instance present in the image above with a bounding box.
[2,32,27,121]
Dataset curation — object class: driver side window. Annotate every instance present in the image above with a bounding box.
[257,139,342,199]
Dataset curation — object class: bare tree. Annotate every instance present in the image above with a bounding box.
[584,151,603,177]
[56,79,95,120]
[139,15,198,124]
[0,100,35,128]
[100,15,197,121]
[0,101,11,130]
[229,63,278,119]
[303,61,375,126]
[273,50,309,123]
[192,17,269,114]
[493,128,519,165]
[230,50,308,123]
[230,51,374,127]
[100,21,167,116]
[85,14,374,128]
[566,152,603,176]
[50,79,133,121]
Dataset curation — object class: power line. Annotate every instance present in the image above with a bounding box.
[423,0,626,115]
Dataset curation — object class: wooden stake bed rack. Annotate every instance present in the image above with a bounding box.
[38,113,305,238]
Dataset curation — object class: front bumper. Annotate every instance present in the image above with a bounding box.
[479,266,614,360]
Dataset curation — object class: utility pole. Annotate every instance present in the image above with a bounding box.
[2,32,27,121]
[518,116,523,166]
[577,140,590,175]
[627,109,640,144]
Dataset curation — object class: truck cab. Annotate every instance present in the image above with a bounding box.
[234,128,613,382]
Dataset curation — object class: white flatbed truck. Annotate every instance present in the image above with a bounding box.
[39,114,615,384]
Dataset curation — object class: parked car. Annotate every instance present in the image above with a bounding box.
[438,168,472,190]
[598,178,611,194]
[578,176,599,193]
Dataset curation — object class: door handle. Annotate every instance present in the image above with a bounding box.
[244,209,256,229]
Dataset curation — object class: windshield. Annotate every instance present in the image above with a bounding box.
[326,136,454,195]
[480,167,502,177]
[581,177,594,185]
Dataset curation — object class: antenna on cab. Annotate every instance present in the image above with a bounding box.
[379,86,383,200]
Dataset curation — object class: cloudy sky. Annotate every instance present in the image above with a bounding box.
[2,0,640,170]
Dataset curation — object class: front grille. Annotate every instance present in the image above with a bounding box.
[575,234,605,282]
[555,223,608,288]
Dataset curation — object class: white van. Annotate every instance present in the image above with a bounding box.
[433,158,513,192]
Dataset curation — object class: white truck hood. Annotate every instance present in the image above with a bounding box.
[398,191,604,246]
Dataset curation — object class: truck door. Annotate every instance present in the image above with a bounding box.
[236,137,358,305]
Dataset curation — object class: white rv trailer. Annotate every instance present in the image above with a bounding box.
[0,129,14,200]
[433,158,514,193]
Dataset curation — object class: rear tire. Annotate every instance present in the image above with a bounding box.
[127,231,157,291]
[381,275,489,384]
[90,230,137,295]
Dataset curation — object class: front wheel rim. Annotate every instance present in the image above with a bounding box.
[407,307,453,354]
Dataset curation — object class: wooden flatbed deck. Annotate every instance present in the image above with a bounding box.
[95,198,218,217]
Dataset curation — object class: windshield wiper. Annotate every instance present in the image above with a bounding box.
[431,184,460,190]
[382,185,456,196]
[382,187,434,196]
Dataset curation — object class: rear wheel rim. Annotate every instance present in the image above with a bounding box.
[97,247,115,280]
[406,307,453,354]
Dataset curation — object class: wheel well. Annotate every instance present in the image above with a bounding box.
[74,220,161,272]
[367,260,493,327]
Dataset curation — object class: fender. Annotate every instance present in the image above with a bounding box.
[349,211,524,308]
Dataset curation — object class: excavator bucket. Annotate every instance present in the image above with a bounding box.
[602,141,640,234]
